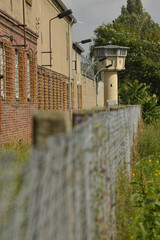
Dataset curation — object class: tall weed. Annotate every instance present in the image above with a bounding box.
[116,122,160,240]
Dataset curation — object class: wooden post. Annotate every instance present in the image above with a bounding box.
[33,111,70,148]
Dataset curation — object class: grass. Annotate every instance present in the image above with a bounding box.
[0,141,31,233]
[116,122,160,240]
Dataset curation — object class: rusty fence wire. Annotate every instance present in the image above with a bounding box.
[0,106,141,240]
[81,55,94,80]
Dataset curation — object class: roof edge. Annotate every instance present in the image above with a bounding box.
[55,0,77,23]
[94,45,130,49]
[73,42,85,53]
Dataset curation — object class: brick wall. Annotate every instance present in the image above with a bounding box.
[0,10,38,146]
[38,66,70,112]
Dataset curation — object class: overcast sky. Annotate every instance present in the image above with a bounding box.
[62,0,160,54]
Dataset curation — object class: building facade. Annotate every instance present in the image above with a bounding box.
[72,42,104,109]
[0,0,76,145]
[0,0,104,145]
[0,8,38,145]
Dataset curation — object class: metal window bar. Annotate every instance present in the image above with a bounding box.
[57,76,60,111]
[2,40,13,103]
[18,48,26,103]
[15,50,19,99]
[63,80,67,111]
[53,74,57,110]
[71,82,74,109]
[27,55,30,100]
[29,53,36,103]
[67,82,70,111]
[0,43,5,99]
[38,70,44,110]
[60,76,63,111]
[48,74,53,110]
[44,74,49,110]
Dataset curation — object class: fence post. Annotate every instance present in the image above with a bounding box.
[33,111,70,148]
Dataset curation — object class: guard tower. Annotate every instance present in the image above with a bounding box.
[94,45,129,105]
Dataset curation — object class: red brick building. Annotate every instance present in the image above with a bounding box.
[0,9,38,145]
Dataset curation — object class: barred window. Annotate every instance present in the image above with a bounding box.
[27,55,30,100]
[77,85,82,109]
[71,82,74,109]
[107,49,117,56]
[29,53,36,103]
[0,41,13,103]
[120,49,127,56]
[0,43,5,99]
[15,50,19,99]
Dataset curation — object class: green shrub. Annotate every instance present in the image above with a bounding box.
[116,122,160,240]
[119,80,160,123]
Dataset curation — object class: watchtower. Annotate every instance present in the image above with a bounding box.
[94,45,129,105]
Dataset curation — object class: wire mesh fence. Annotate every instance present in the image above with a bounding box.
[0,106,141,240]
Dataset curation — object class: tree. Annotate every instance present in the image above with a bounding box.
[126,0,136,14]
[126,0,143,15]
[119,80,160,123]
[92,0,160,101]
[135,0,143,14]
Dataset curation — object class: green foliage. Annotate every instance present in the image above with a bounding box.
[119,80,149,105]
[0,142,31,228]
[116,169,135,240]
[116,122,160,240]
[119,80,160,123]
[126,0,143,15]
[92,0,160,100]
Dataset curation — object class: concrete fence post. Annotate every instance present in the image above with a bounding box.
[33,111,70,148]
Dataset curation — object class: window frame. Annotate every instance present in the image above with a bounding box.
[27,54,31,101]
[15,49,19,100]
[0,43,5,99]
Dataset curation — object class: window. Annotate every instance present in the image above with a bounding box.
[77,85,79,109]
[72,60,77,71]
[77,84,82,109]
[15,50,19,99]
[0,43,5,99]
[71,82,74,109]
[66,32,69,60]
[0,41,13,103]
[27,55,30,100]
[28,53,36,103]
[120,49,127,56]
[95,49,105,57]
[107,49,117,56]
[14,48,26,103]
